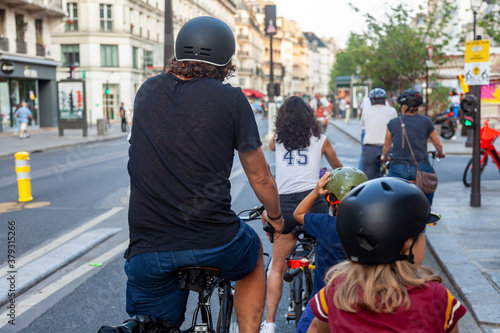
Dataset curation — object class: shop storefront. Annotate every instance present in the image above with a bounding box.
[0,55,59,132]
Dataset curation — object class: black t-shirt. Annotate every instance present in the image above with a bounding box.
[387,114,435,165]
[125,73,261,259]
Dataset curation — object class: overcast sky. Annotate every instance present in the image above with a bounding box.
[270,0,426,48]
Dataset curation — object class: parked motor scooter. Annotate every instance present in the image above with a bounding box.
[434,107,458,139]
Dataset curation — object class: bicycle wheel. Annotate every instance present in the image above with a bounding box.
[463,152,488,187]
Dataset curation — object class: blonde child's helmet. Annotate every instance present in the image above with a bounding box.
[324,167,368,202]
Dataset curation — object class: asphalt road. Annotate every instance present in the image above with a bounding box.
[0,115,483,332]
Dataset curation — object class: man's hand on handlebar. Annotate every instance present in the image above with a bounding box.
[262,211,284,243]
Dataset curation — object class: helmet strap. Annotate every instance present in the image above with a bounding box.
[395,235,419,264]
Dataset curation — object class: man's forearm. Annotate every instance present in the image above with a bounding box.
[249,166,280,217]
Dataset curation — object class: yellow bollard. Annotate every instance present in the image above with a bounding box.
[15,151,33,202]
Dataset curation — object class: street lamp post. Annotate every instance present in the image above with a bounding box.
[470,0,482,39]
[425,46,433,116]
[469,0,483,207]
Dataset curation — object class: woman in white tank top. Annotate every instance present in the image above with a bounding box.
[260,96,342,332]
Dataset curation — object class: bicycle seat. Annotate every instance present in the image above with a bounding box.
[290,225,307,237]
[177,267,220,293]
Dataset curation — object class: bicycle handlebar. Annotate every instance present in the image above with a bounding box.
[238,205,276,243]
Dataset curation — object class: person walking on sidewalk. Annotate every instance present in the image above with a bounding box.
[125,17,283,333]
[120,103,127,132]
[381,89,445,205]
[360,88,397,179]
[15,101,34,139]
[261,96,342,333]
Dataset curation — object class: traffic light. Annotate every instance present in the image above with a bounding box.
[460,94,477,128]
[105,84,110,95]
[267,82,275,97]
[274,82,281,97]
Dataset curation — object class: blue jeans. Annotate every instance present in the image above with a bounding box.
[124,219,261,328]
[362,145,384,180]
[387,163,435,205]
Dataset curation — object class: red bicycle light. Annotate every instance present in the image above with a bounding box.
[300,258,310,267]
[287,259,301,269]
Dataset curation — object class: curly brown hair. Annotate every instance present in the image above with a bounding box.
[166,57,235,82]
[275,96,322,150]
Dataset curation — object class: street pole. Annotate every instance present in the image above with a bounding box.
[266,34,276,140]
[164,0,174,72]
[471,35,482,207]
[425,65,429,116]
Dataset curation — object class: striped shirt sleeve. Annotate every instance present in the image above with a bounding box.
[309,287,329,322]
[440,286,467,333]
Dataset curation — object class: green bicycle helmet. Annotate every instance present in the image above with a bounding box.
[324,167,368,202]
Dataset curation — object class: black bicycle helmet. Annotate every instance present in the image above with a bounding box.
[369,88,387,104]
[396,89,423,108]
[175,16,235,66]
[336,178,440,264]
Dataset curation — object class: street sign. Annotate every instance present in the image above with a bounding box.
[464,40,490,86]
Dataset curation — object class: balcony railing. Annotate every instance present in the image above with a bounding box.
[16,40,27,54]
[237,34,249,40]
[0,38,8,52]
[238,51,249,57]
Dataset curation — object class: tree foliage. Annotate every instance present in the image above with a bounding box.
[477,0,500,44]
[331,2,457,94]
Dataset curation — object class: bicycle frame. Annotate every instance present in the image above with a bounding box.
[484,146,500,169]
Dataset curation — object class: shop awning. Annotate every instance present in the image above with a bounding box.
[242,89,264,98]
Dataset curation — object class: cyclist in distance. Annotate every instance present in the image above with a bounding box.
[125,16,283,333]
[309,92,331,133]
[261,96,342,333]
[293,167,368,333]
[360,88,398,180]
[381,89,445,204]
[308,178,467,332]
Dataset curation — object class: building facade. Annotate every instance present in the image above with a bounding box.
[51,0,236,126]
[0,0,65,132]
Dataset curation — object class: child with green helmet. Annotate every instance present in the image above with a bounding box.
[293,167,368,333]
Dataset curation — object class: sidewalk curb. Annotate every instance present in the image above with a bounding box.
[0,132,128,161]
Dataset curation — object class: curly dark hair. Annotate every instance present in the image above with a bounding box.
[166,57,236,82]
[275,96,322,150]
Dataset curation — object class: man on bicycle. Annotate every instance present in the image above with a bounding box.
[125,16,283,333]
[360,88,398,179]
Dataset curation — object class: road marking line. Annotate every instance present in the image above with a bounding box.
[0,207,123,277]
[0,240,129,329]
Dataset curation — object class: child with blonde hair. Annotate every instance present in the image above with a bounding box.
[308,177,466,332]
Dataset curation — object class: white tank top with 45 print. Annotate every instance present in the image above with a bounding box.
[275,134,327,195]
